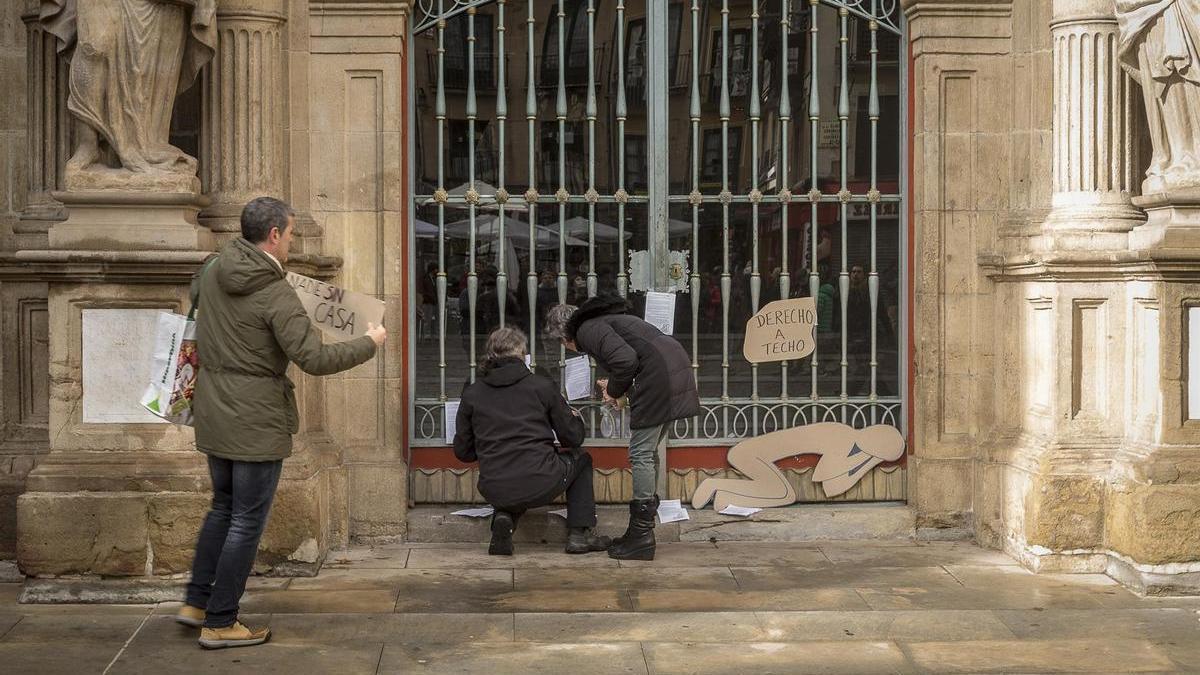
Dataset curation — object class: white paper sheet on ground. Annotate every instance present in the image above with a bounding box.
[657,498,690,523]
[450,506,495,518]
[548,508,569,519]
[564,355,592,400]
[444,400,460,444]
[644,291,676,335]
[719,504,762,517]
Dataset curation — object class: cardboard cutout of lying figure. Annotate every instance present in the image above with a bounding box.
[691,422,906,511]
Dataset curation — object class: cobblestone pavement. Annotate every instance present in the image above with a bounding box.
[2,541,1199,674]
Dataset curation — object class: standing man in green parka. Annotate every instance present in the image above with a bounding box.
[175,197,386,649]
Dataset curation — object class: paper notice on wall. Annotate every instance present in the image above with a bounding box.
[286,271,385,342]
[644,291,676,335]
[444,400,460,445]
[564,355,592,400]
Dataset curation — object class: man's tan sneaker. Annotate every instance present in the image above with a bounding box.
[174,604,205,628]
[198,621,271,649]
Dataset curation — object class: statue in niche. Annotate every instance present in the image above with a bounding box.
[39,0,216,191]
[1117,1,1200,193]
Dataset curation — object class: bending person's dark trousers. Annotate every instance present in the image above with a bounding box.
[491,450,596,528]
[185,456,283,628]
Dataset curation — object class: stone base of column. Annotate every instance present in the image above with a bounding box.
[49,191,213,251]
[1129,190,1200,257]
[16,439,346,584]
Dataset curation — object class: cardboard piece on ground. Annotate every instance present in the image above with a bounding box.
[286,271,385,342]
[691,422,906,511]
[742,298,817,363]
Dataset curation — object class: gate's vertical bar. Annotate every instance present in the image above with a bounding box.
[837,7,849,420]
[868,1,880,424]
[526,0,540,366]
[647,0,670,493]
[616,0,628,299]
[556,0,568,380]
[807,0,819,409]
[467,8,480,383]
[689,0,701,433]
[779,0,795,406]
[647,0,670,292]
[497,1,509,327]
[719,0,732,437]
[436,0,448,402]
[586,0,598,299]
[750,2,761,436]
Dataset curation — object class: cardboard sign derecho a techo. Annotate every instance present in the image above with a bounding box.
[286,272,384,342]
[743,298,817,363]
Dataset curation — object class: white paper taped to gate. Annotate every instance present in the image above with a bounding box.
[644,291,676,335]
[286,271,385,342]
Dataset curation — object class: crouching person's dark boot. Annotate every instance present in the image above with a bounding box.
[489,510,515,556]
[565,527,611,554]
[607,499,657,560]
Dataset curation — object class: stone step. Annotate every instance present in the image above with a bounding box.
[404,502,917,544]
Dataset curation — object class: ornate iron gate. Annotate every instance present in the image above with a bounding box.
[408,0,907,500]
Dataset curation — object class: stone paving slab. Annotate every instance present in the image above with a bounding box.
[0,640,124,673]
[263,613,514,645]
[730,564,962,592]
[515,566,739,592]
[628,588,873,612]
[488,588,636,613]
[901,637,1179,673]
[514,611,767,643]
[0,612,149,643]
[642,640,915,675]
[406,545,620,569]
[614,542,832,569]
[112,640,387,674]
[754,609,1019,642]
[288,567,513,592]
[994,607,1200,641]
[378,641,650,674]
[818,541,1020,567]
[239,589,400,614]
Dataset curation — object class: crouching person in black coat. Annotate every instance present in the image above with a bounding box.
[453,327,611,556]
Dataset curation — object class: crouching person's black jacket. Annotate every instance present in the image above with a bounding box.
[452,358,585,506]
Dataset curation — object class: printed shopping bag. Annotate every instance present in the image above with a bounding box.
[139,311,199,425]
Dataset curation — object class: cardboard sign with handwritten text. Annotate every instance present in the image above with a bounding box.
[286,272,385,342]
[743,298,817,363]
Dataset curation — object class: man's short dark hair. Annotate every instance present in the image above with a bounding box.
[241,197,295,243]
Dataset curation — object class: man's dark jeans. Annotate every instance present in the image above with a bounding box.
[493,450,597,528]
[185,455,283,629]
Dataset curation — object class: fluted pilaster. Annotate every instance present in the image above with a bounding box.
[1045,8,1143,232]
[200,6,287,232]
[18,9,69,228]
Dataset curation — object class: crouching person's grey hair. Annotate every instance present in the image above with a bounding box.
[483,327,528,367]
[543,304,578,341]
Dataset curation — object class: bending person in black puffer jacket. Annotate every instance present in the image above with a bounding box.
[545,292,701,560]
[453,327,610,556]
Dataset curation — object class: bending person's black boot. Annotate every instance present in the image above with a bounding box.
[610,494,659,547]
[489,510,515,556]
[607,499,656,560]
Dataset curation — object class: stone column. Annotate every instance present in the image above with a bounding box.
[1042,0,1143,240]
[199,0,287,235]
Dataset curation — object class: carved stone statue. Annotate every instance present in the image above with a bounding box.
[39,0,216,192]
[1117,0,1200,194]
